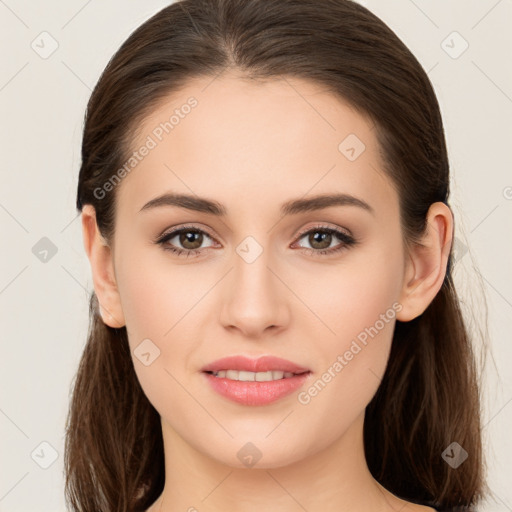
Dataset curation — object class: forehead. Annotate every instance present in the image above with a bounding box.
[135,72,373,155]
[116,73,396,219]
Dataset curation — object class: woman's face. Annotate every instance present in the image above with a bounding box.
[101,73,413,468]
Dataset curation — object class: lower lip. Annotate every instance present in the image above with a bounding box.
[202,371,312,406]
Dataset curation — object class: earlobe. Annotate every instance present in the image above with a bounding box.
[396,202,453,322]
[81,205,125,328]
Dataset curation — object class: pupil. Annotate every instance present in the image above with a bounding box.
[311,232,331,249]
[181,231,202,249]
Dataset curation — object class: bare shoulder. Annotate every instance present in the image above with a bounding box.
[380,492,437,512]
[377,486,437,512]
[399,502,437,512]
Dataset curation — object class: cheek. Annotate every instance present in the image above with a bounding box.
[296,242,403,394]
[115,252,205,411]
[293,263,401,444]
[302,244,403,344]
[115,247,207,342]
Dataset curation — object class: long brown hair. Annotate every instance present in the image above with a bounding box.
[65,1,490,510]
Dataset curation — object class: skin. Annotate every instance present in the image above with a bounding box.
[82,71,452,512]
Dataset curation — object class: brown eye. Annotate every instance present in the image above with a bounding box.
[156,226,216,257]
[295,225,357,256]
[179,230,204,250]
[307,231,333,250]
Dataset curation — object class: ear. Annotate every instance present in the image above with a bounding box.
[81,204,125,328]
[396,202,454,322]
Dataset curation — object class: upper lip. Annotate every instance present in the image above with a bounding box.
[201,355,311,374]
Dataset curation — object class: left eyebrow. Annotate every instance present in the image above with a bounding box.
[138,192,375,216]
[280,193,375,216]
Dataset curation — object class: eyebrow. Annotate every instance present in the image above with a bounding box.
[139,192,375,216]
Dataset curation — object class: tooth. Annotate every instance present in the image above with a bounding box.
[255,371,273,382]
[213,370,294,381]
[237,371,256,382]
[226,370,240,380]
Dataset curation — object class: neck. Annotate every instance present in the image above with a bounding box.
[153,412,400,512]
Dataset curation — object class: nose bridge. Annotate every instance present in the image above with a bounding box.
[220,234,287,334]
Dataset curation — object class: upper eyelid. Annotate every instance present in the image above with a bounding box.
[295,223,352,238]
[159,223,218,242]
[158,222,352,245]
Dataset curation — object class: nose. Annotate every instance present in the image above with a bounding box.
[219,243,290,339]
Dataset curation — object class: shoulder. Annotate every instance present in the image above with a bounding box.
[375,485,440,512]
[405,504,437,512]
[381,498,437,512]
[404,504,473,512]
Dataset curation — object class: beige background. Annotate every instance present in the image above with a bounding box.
[1,0,511,510]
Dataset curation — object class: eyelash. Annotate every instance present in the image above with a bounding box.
[154,223,358,258]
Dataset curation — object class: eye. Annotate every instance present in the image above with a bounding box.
[155,225,217,258]
[292,224,357,256]
[155,223,358,258]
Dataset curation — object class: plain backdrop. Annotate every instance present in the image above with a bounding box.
[1,0,511,510]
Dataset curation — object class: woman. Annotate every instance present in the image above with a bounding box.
[65,1,488,511]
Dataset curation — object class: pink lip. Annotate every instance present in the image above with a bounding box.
[202,372,312,406]
[201,355,312,406]
[201,355,310,374]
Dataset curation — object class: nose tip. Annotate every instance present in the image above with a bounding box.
[219,253,288,337]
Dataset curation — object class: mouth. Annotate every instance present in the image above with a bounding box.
[201,354,311,375]
[203,369,311,381]
[200,355,312,405]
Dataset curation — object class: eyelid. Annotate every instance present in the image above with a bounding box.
[157,222,352,242]
[155,221,356,256]
[294,222,353,239]
[157,223,219,242]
